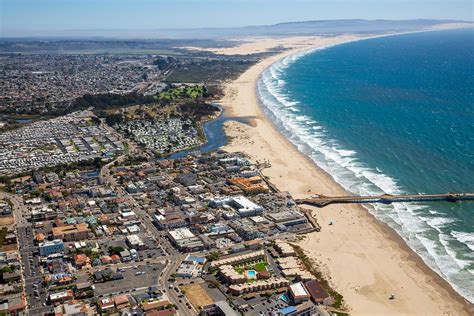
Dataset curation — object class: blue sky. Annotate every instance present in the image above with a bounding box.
[1,0,472,37]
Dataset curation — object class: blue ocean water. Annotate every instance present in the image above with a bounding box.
[257,29,474,302]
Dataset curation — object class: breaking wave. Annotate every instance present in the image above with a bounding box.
[256,40,474,302]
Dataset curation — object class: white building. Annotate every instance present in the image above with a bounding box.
[167,228,204,252]
[209,196,263,217]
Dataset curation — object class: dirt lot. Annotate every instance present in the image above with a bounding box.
[2,244,17,252]
[180,283,214,309]
[0,216,14,226]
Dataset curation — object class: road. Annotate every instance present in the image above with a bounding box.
[0,191,53,314]
[99,158,194,313]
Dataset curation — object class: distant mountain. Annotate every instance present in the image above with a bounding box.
[145,19,473,39]
[2,19,472,39]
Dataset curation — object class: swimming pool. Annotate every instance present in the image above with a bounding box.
[245,269,257,280]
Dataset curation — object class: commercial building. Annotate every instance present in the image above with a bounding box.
[289,282,311,304]
[278,302,318,316]
[167,228,204,252]
[304,279,332,305]
[52,223,90,241]
[176,262,200,278]
[49,289,74,304]
[39,239,64,256]
[200,301,238,316]
[126,234,146,250]
[209,196,263,217]
[228,176,268,194]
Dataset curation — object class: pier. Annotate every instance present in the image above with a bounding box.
[296,192,474,208]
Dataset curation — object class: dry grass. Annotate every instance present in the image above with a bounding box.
[180,283,214,309]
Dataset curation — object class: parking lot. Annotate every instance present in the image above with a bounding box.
[94,262,165,296]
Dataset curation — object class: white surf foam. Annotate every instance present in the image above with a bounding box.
[256,45,474,303]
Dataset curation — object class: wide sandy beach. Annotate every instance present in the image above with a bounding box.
[216,34,473,315]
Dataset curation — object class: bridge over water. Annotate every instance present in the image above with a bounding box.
[296,193,474,208]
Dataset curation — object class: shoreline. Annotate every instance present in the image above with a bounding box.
[219,31,473,315]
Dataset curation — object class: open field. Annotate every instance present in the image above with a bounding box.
[180,283,214,309]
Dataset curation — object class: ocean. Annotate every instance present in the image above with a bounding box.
[257,28,474,302]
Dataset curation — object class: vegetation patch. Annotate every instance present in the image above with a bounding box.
[290,244,345,310]
[234,261,268,274]
[158,85,206,100]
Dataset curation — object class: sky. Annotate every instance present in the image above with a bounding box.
[1,0,472,37]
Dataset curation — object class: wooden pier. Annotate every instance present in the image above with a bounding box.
[296,192,474,208]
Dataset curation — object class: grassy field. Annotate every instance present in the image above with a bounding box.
[180,283,214,309]
[234,261,268,274]
[158,85,206,101]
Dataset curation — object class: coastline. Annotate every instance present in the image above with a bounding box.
[218,33,473,315]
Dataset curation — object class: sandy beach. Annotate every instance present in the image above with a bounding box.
[217,35,473,315]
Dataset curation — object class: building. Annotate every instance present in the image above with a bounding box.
[126,234,146,250]
[209,196,263,217]
[2,272,21,283]
[210,250,265,268]
[304,279,332,305]
[39,239,64,256]
[229,219,263,241]
[267,210,307,227]
[277,302,318,316]
[54,300,94,316]
[97,298,114,311]
[114,294,130,309]
[49,290,74,304]
[228,277,289,295]
[200,301,238,316]
[228,176,268,194]
[175,262,200,278]
[183,254,207,265]
[52,223,90,241]
[289,282,310,304]
[274,241,296,257]
[167,228,204,252]
[218,265,246,284]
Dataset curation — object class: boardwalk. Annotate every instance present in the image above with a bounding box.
[296,192,474,208]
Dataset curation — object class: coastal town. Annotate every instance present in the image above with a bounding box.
[1,17,473,316]
[0,37,342,316]
[1,142,339,315]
